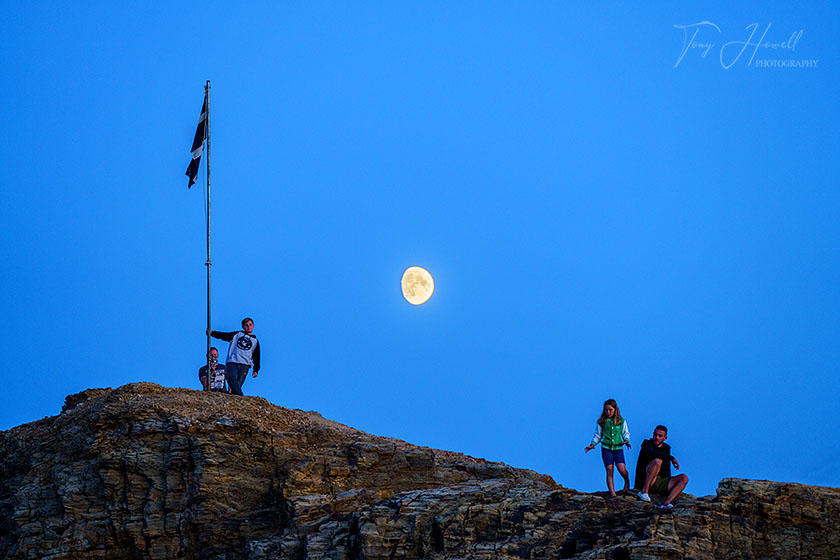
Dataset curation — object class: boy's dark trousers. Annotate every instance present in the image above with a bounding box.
[225,363,250,396]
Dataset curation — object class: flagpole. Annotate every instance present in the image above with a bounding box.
[205,80,212,384]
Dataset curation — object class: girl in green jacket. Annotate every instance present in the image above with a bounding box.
[585,398,632,496]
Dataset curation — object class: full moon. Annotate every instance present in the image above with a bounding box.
[401,266,434,305]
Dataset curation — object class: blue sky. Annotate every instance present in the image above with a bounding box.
[1,2,838,497]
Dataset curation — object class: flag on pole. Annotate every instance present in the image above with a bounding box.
[185,93,208,188]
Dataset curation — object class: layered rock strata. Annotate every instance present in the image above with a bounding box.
[0,383,837,559]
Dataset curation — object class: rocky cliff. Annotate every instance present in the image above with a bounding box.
[0,383,837,559]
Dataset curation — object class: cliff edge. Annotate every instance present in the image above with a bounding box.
[1,383,837,559]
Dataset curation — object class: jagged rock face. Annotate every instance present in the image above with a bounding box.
[0,384,837,559]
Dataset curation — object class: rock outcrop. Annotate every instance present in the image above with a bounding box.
[0,383,837,559]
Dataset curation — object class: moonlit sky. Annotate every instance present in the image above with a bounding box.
[2,3,838,497]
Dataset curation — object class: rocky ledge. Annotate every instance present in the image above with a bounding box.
[0,383,837,559]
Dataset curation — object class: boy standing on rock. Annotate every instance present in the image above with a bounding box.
[207,317,260,396]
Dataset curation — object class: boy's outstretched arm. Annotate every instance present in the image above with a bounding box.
[207,329,236,342]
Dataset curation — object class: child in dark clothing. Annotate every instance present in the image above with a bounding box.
[635,425,689,508]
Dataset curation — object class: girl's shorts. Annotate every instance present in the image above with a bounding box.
[601,447,625,467]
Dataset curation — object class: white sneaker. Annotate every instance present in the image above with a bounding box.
[637,491,651,502]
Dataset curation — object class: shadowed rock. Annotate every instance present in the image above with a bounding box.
[1,383,837,559]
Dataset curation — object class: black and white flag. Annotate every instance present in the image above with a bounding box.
[185,94,207,188]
